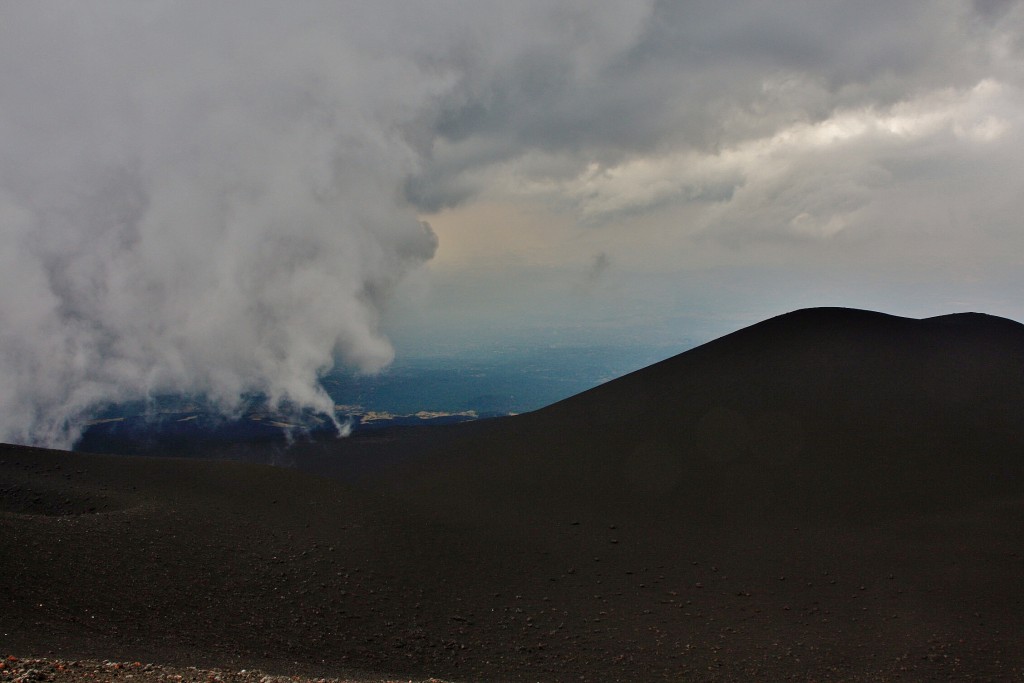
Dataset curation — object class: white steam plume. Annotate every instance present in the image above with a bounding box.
[0,4,441,447]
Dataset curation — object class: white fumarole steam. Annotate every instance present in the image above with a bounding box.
[0,4,445,447]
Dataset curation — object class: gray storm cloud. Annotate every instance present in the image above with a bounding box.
[406,0,1024,215]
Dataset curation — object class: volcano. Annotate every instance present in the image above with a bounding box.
[2,308,1023,681]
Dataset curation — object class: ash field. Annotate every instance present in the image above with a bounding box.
[3,308,1023,682]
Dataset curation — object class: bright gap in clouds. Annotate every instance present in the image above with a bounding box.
[522,78,1018,237]
[415,70,1024,349]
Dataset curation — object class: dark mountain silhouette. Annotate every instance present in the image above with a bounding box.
[390,307,1024,521]
[2,308,1023,682]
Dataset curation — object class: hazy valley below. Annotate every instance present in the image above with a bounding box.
[74,343,678,458]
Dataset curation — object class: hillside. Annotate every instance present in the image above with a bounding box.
[392,308,1024,520]
[3,308,1023,681]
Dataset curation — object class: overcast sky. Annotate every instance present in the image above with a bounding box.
[2,1,1023,445]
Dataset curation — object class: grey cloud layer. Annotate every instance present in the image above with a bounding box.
[408,0,1023,211]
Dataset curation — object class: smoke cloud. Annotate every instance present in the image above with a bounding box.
[0,4,446,447]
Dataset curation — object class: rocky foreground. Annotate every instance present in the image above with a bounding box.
[0,656,448,683]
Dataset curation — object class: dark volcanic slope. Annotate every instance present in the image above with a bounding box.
[3,308,1024,682]
[397,308,1024,520]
